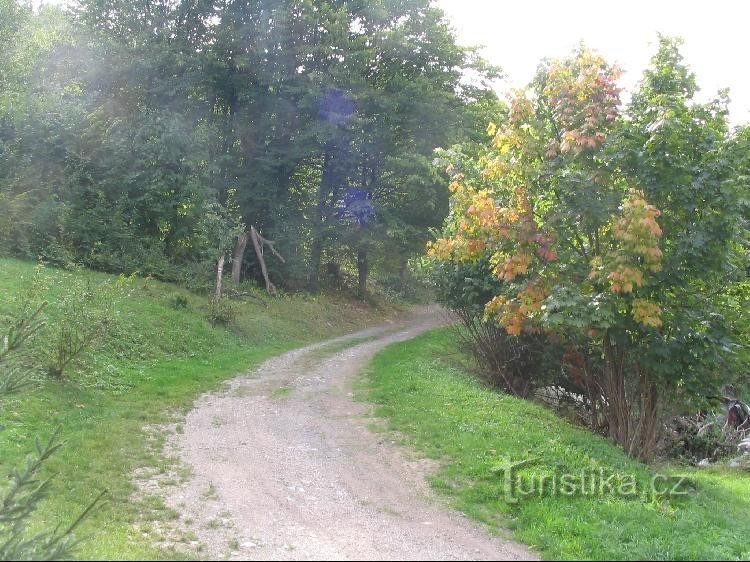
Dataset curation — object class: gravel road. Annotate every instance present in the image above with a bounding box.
[145,306,536,560]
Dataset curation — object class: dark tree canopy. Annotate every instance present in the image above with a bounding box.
[0,0,495,295]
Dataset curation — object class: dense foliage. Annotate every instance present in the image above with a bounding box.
[426,39,749,459]
[0,0,495,295]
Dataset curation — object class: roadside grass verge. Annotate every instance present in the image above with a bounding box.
[0,258,403,559]
[360,328,750,560]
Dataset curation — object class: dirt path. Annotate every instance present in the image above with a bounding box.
[145,306,535,560]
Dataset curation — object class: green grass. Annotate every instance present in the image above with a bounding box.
[0,258,403,560]
[360,328,750,560]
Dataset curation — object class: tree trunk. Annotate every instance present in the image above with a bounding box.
[631,368,660,461]
[250,226,274,295]
[231,231,249,287]
[214,253,225,300]
[604,333,630,450]
[357,245,368,300]
[249,226,285,295]
[602,333,661,460]
[399,259,408,285]
[307,237,322,293]
[308,142,336,293]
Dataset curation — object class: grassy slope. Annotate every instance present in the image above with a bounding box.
[361,329,750,561]
[0,258,403,560]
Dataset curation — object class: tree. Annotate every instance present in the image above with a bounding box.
[428,39,745,459]
[1,0,493,296]
[301,0,497,295]
[0,2,70,258]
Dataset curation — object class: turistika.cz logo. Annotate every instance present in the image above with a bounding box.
[492,458,696,504]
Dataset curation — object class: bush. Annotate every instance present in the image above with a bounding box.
[426,42,747,459]
[205,297,237,326]
[373,267,431,304]
[419,257,560,397]
[169,294,189,310]
[451,312,561,398]
[0,431,99,561]
[44,270,130,379]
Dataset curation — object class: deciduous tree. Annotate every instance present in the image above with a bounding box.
[429,39,745,458]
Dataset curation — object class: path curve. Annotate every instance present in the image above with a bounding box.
[146,306,535,560]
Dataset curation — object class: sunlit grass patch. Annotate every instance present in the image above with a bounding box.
[361,329,750,560]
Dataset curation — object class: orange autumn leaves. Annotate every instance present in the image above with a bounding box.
[484,279,550,336]
[427,179,558,336]
[591,190,664,327]
[590,190,663,293]
[428,48,665,336]
[427,177,496,262]
[545,50,621,156]
[430,182,665,333]
[485,50,622,165]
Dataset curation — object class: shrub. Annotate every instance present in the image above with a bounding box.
[419,257,560,397]
[451,314,561,398]
[169,294,189,310]
[44,271,129,379]
[0,431,100,561]
[663,414,747,463]
[205,297,237,326]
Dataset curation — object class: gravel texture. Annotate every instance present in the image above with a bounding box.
[144,306,536,560]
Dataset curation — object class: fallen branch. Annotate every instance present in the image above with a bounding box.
[249,226,286,296]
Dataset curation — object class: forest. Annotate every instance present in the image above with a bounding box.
[1,0,749,560]
[0,0,497,299]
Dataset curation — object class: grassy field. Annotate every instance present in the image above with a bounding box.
[0,258,403,560]
[361,329,750,561]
